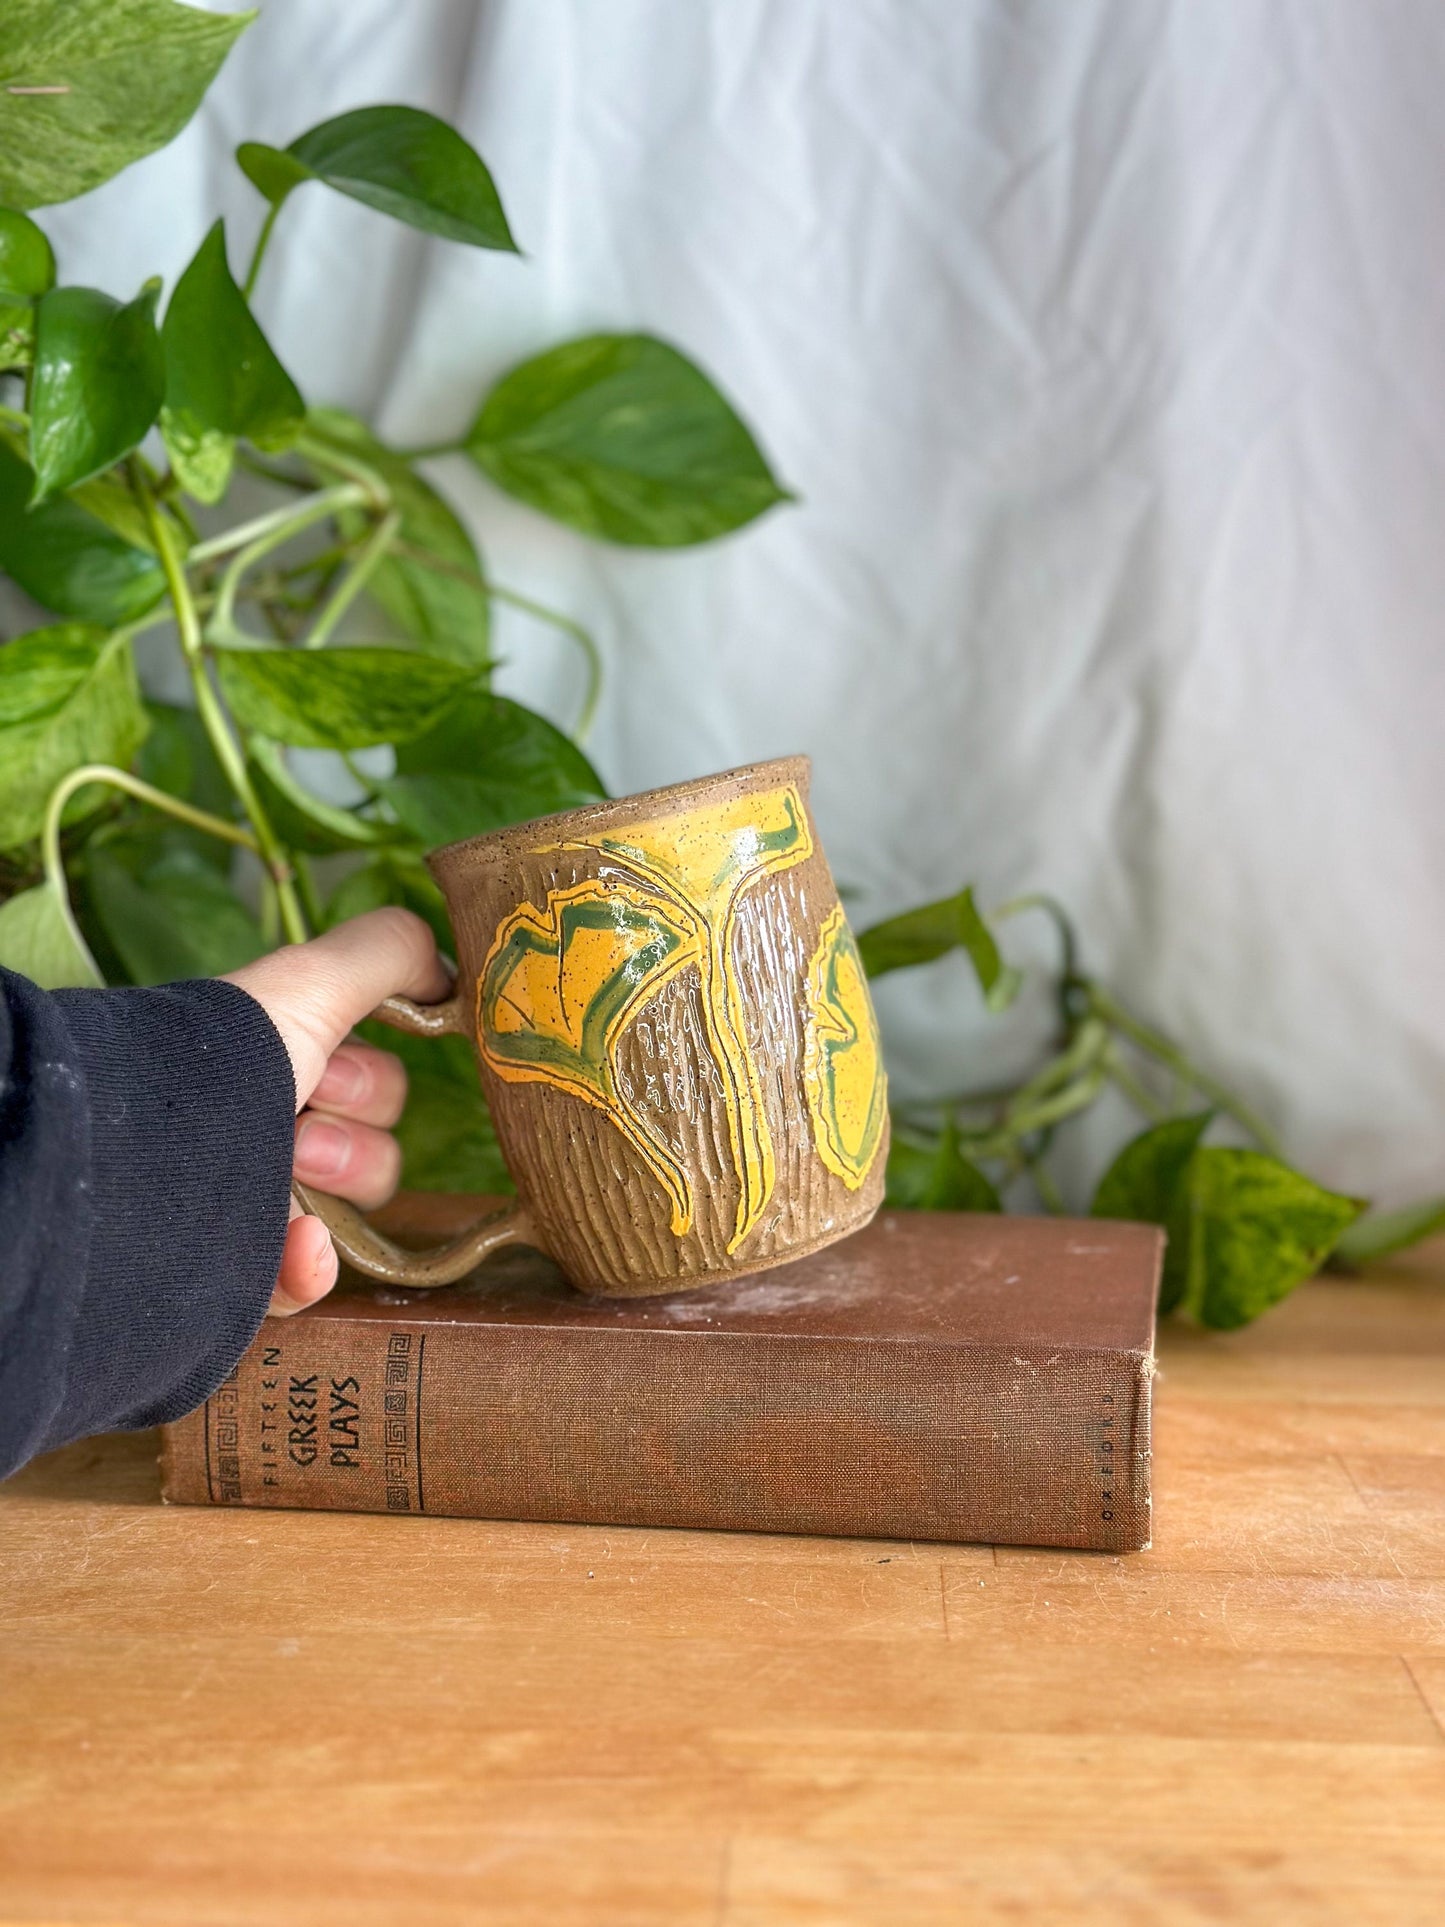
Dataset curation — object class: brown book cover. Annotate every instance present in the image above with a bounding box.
[160,1197,1161,1551]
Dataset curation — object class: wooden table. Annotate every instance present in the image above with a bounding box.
[3,1249,1444,1926]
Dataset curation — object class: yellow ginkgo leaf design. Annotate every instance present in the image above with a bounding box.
[803,904,888,1188]
[479,783,813,1249]
[479,880,697,1230]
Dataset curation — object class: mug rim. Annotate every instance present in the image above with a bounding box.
[426,752,813,874]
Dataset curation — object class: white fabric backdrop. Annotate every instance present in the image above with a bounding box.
[28,0,1445,1205]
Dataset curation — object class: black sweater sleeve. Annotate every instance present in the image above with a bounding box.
[0,968,295,1479]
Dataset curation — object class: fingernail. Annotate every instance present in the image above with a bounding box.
[297,1117,349,1178]
[315,1054,366,1105]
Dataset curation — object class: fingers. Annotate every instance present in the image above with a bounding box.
[271,1074,405,1317]
[224,908,451,1107]
[292,906,453,1027]
[309,1040,407,1128]
[269,1204,338,1318]
[294,1113,402,1211]
[235,911,434,1318]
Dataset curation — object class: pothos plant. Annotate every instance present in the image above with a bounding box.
[0,1,1431,1329]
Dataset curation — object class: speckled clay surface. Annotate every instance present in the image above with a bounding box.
[426,755,890,1297]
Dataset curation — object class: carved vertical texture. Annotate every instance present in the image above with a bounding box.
[430,762,887,1295]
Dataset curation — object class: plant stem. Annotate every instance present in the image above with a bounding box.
[132,461,309,944]
[486,580,604,740]
[189,484,366,569]
[1003,1066,1108,1139]
[155,475,200,544]
[242,202,281,300]
[1103,1046,1173,1122]
[234,449,312,492]
[1087,983,1285,1158]
[277,540,357,581]
[46,765,259,856]
[207,487,369,647]
[258,598,299,645]
[375,540,601,735]
[291,852,325,930]
[40,764,260,983]
[303,509,401,649]
[993,890,1084,1028]
[340,751,381,800]
[109,604,183,651]
[0,400,29,433]
[993,891,1079,977]
[257,878,280,947]
[1026,1152,1067,1215]
[895,1027,1104,1137]
[893,1083,1039,1123]
[951,1067,1108,1160]
[1001,1016,1108,1123]
[295,429,390,509]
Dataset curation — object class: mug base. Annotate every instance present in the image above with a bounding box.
[561,1200,884,1300]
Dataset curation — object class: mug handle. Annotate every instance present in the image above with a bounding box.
[290,988,540,1289]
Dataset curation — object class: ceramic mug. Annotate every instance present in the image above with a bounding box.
[294,755,889,1296]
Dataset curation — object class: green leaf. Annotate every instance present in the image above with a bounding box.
[1,293,34,369]
[247,736,396,854]
[857,885,1022,1011]
[1185,1149,1363,1330]
[1328,1195,1445,1272]
[132,701,236,875]
[1092,1112,1214,1314]
[305,408,490,664]
[84,835,263,983]
[65,471,157,554]
[30,281,165,499]
[327,850,452,958]
[0,207,54,295]
[235,146,311,205]
[238,106,517,251]
[137,700,233,851]
[466,333,790,547]
[885,1123,1001,1212]
[0,878,100,986]
[0,440,164,621]
[0,207,53,367]
[213,643,480,750]
[0,1,252,209]
[160,220,303,502]
[1093,1121,1363,1327]
[0,623,147,848]
[382,691,604,846]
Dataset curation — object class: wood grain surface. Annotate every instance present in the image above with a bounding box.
[3,1247,1444,1925]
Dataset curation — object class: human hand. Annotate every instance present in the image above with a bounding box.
[223,908,451,1317]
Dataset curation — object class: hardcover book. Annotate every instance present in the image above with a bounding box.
[160,1196,1161,1551]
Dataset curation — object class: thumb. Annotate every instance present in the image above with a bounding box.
[224,908,452,1110]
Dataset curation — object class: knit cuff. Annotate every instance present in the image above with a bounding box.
[44,978,295,1447]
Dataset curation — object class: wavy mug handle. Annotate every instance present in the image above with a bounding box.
[290,987,539,1289]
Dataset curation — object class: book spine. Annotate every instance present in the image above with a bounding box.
[160,1319,1152,1551]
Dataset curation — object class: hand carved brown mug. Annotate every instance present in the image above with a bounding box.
[294,755,889,1296]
